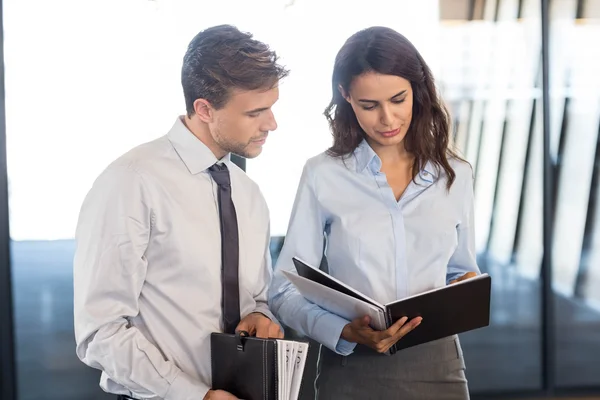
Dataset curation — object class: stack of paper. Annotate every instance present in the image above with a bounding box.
[276,340,309,400]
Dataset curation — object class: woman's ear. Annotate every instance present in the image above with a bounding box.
[338,85,350,103]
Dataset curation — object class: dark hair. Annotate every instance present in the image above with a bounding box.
[182,25,289,116]
[324,26,462,189]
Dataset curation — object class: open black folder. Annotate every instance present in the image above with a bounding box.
[282,257,491,355]
[211,331,309,400]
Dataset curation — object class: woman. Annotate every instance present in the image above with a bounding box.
[268,26,479,399]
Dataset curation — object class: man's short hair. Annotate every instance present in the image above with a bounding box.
[182,25,289,116]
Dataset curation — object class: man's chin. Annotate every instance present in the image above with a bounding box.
[244,150,262,159]
[241,146,264,159]
[233,149,262,160]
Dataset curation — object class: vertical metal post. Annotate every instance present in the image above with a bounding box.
[0,0,17,397]
[541,0,555,394]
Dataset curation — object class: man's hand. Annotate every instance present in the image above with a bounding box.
[341,315,422,353]
[235,312,284,339]
[449,272,477,284]
[203,389,239,400]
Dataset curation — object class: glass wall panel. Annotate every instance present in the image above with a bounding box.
[550,0,600,388]
[438,0,544,392]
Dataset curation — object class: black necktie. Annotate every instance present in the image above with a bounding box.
[208,163,241,334]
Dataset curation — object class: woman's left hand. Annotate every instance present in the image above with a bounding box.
[449,272,477,284]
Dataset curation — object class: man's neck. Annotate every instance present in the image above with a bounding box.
[183,115,227,160]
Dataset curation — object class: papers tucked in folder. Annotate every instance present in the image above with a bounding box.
[211,331,309,400]
[283,257,491,354]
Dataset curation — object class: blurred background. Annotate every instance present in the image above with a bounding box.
[0,0,599,399]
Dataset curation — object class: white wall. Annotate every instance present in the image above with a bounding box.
[4,0,440,240]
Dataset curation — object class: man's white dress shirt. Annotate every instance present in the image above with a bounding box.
[73,117,274,400]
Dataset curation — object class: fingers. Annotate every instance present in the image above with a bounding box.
[395,316,422,339]
[235,320,249,335]
[351,315,371,328]
[463,272,477,280]
[236,313,282,339]
[211,390,239,400]
[254,319,283,339]
[451,272,478,284]
[268,323,284,339]
[359,315,371,326]
[366,317,407,352]
[380,316,408,339]
[375,317,423,353]
[255,325,269,338]
[254,318,271,338]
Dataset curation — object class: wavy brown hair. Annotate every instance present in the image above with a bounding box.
[324,26,463,189]
[182,25,289,115]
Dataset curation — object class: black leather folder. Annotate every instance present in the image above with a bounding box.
[211,331,309,400]
[211,332,278,400]
[291,256,491,354]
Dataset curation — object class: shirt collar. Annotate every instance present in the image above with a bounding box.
[418,162,437,184]
[354,139,438,184]
[167,116,231,175]
[354,139,382,174]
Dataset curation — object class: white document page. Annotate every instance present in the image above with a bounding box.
[289,342,309,400]
[277,340,285,400]
[282,270,387,330]
[293,256,384,308]
[284,341,292,400]
[287,342,298,399]
[287,342,298,398]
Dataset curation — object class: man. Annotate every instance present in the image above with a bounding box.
[73,25,289,400]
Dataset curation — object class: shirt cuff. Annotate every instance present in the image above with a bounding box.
[335,337,357,356]
[164,370,210,400]
[251,303,278,323]
[314,312,357,356]
[446,272,462,284]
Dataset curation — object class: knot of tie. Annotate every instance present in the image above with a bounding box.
[208,163,231,187]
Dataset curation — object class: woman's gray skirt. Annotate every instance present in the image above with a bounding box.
[314,335,469,400]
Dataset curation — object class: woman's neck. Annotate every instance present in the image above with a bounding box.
[368,138,414,170]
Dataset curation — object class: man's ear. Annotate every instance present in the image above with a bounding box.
[193,99,214,123]
[338,85,350,103]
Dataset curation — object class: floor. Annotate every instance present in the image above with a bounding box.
[9,240,600,400]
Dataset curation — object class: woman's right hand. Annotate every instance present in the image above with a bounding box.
[341,315,423,353]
